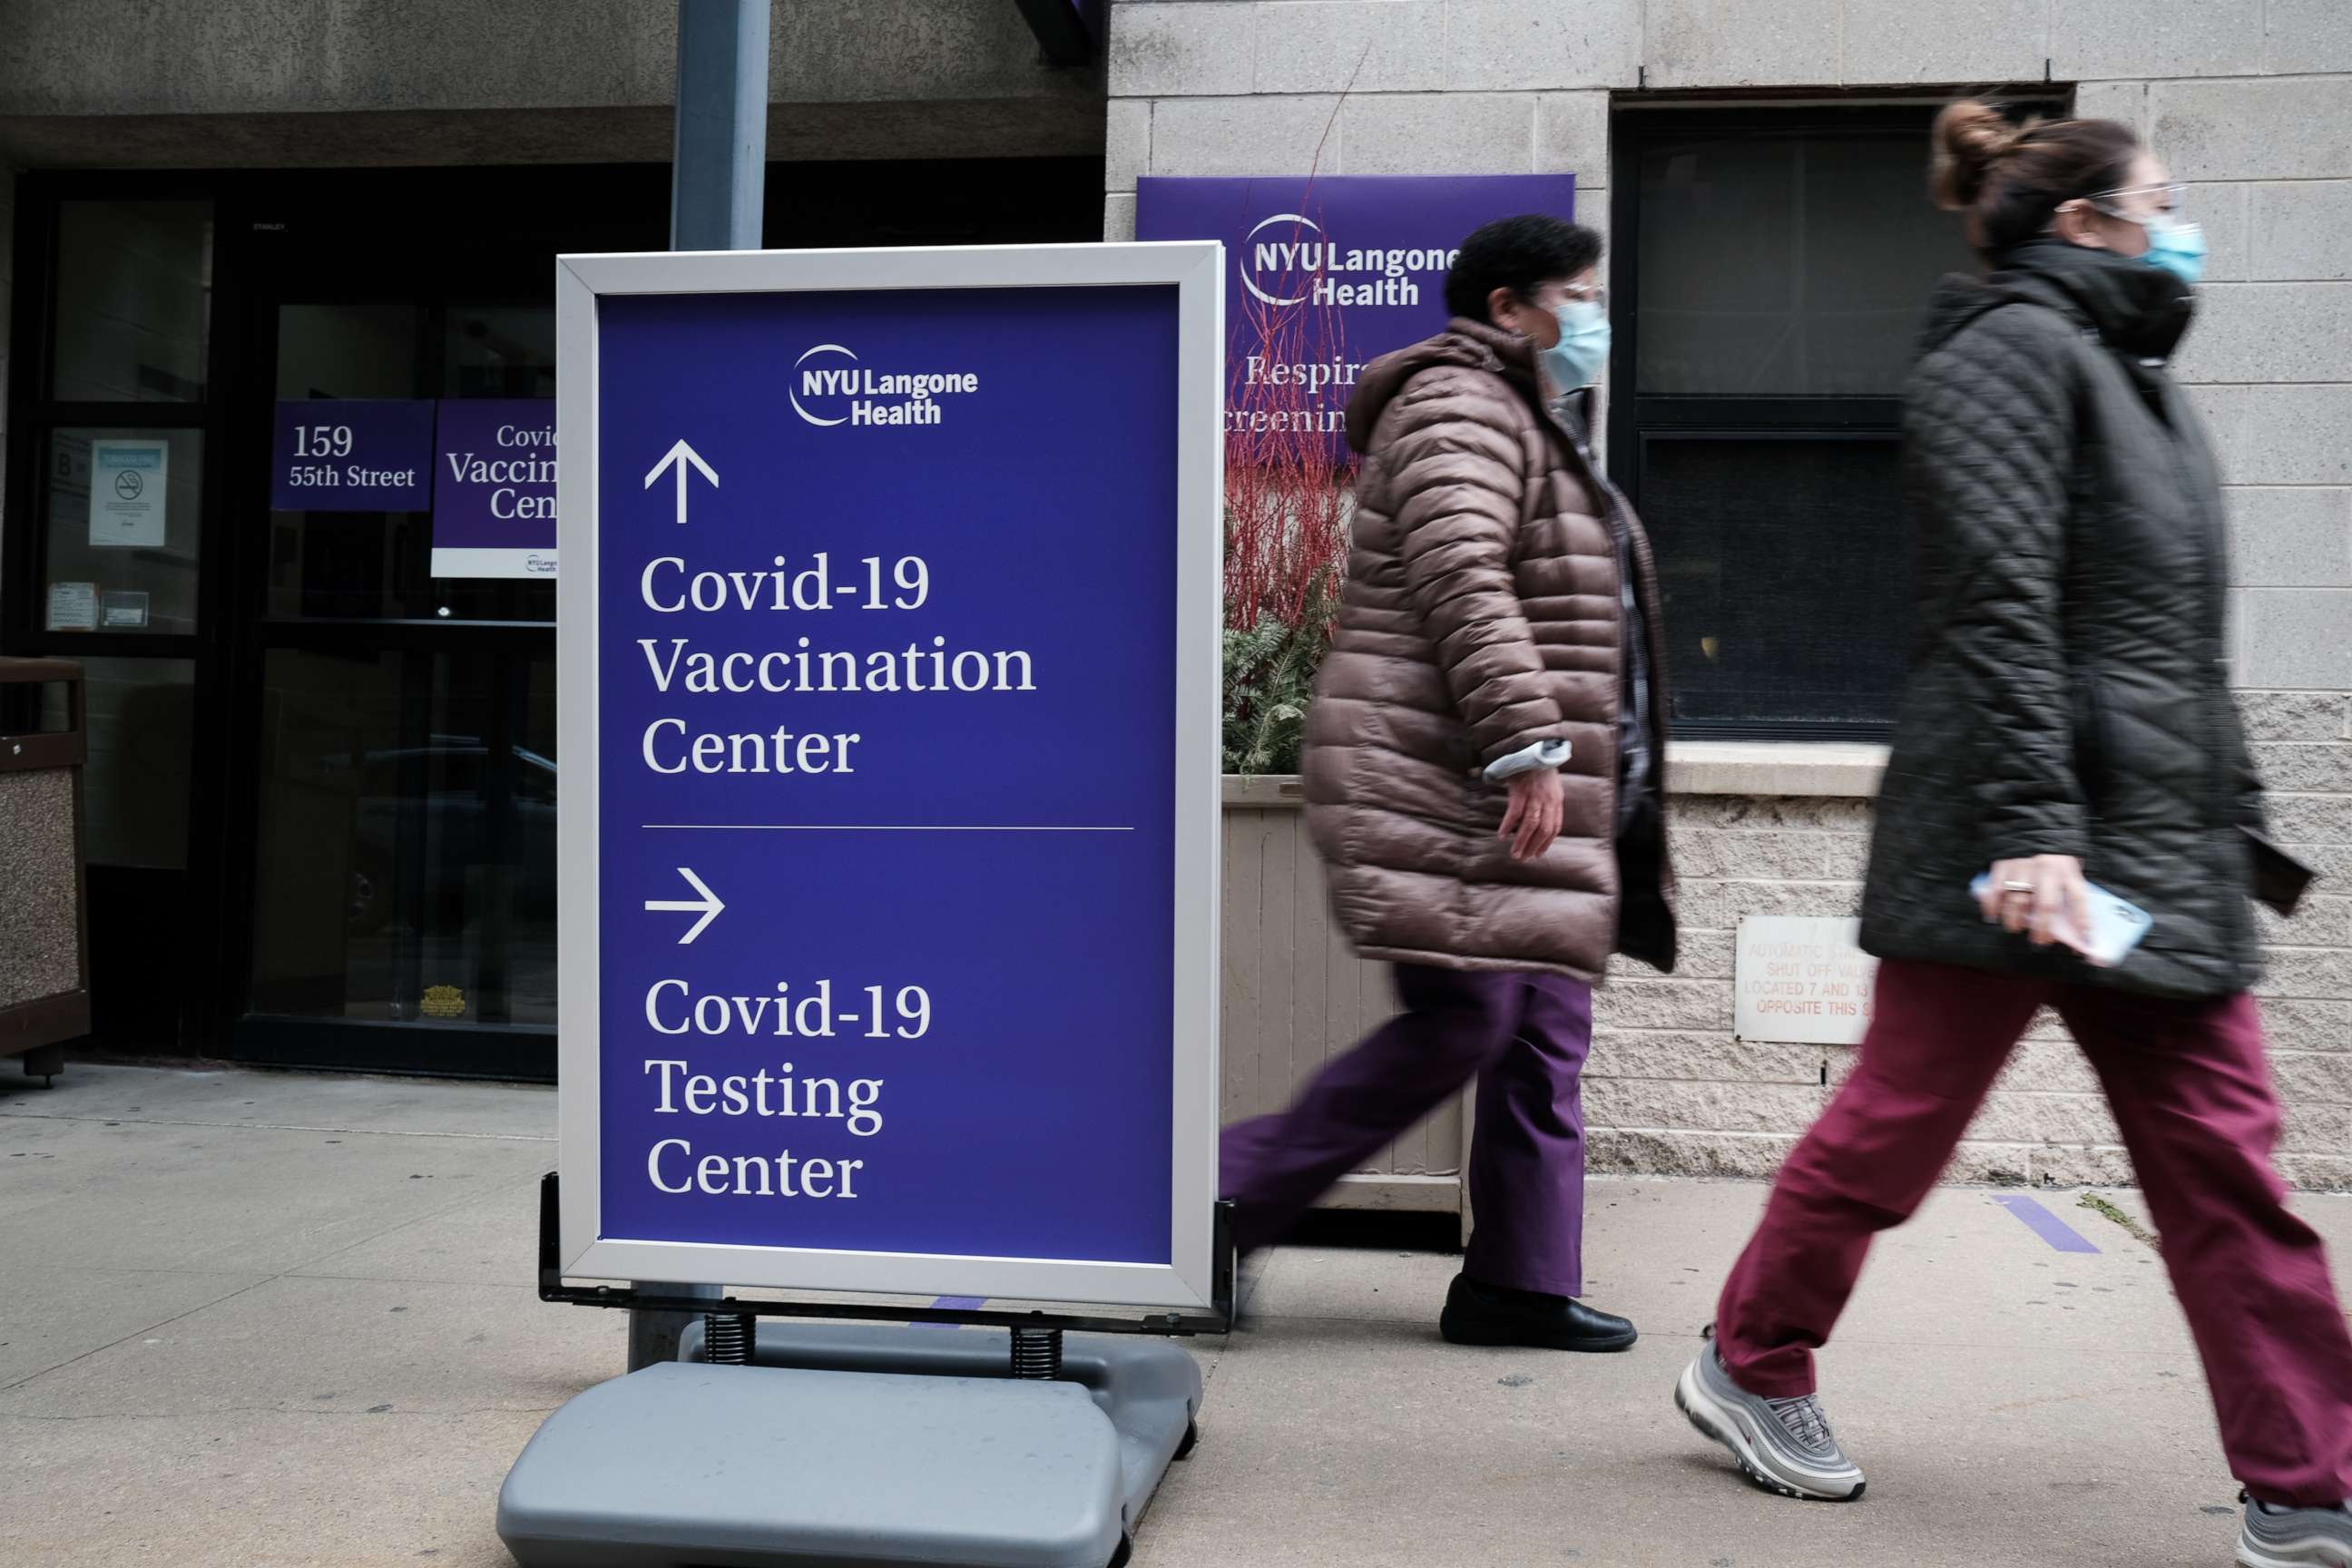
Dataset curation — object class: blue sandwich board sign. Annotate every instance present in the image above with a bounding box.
[554,242,1223,1309]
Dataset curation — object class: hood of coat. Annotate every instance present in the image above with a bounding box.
[1917,239,2198,363]
[1344,318,1539,455]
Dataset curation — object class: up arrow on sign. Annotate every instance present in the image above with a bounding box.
[642,438,720,524]
[643,866,726,945]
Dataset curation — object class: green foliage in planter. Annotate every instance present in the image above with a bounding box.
[1223,566,1338,776]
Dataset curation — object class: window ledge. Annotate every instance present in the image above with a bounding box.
[1223,773,1308,807]
[1668,740,1887,799]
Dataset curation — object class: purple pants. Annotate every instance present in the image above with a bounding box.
[1220,963,1595,1297]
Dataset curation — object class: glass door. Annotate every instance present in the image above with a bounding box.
[5,188,228,1051]
[9,159,1104,1074]
[224,166,665,1078]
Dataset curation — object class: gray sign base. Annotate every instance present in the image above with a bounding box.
[497,1321,1202,1568]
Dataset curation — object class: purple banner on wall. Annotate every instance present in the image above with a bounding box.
[1134,174,1576,453]
[269,399,436,511]
[433,398,557,580]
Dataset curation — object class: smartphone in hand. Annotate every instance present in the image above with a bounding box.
[1969,873,2153,967]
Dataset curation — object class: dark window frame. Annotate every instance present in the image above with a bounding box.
[6,174,232,662]
[6,172,245,1052]
[1606,97,2065,742]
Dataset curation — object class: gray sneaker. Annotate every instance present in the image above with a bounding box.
[1675,1347,1866,1502]
[2240,1497,2352,1567]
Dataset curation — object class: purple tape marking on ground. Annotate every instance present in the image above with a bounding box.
[1993,1195,2102,1254]
[913,1294,986,1328]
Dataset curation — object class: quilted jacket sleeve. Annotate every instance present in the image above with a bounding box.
[1908,310,2090,861]
[1384,375,1572,769]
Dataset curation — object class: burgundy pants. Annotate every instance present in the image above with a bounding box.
[1220,963,1594,1297]
[1717,957,2352,1505]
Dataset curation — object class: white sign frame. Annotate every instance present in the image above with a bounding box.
[554,241,1226,1310]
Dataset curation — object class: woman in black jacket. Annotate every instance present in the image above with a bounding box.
[1672,103,2352,1562]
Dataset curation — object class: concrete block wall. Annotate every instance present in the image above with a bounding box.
[0,0,1076,118]
[1112,0,2352,1186]
[1602,726,2352,1190]
[1102,1,1617,241]
[0,0,1099,166]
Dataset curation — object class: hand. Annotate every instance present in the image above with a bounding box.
[1499,768,1564,862]
[1979,854,2092,948]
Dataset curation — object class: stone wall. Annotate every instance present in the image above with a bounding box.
[1605,713,2352,1189]
[0,1,1101,167]
[1112,0,2352,1184]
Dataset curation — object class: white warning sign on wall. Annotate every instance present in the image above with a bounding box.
[1734,916,1878,1046]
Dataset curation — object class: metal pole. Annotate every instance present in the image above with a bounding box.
[669,0,771,251]
[627,1296,720,1371]
[629,0,770,1371]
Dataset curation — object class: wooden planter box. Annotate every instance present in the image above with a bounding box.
[1221,774,1467,1222]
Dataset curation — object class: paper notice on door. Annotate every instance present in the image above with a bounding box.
[100,590,152,629]
[46,582,97,632]
[89,440,168,548]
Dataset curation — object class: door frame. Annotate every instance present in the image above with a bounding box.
[5,170,254,1052]
[5,165,673,1073]
[213,165,675,1078]
[7,155,1109,1077]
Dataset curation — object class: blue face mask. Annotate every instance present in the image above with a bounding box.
[1539,299,1612,390]
[2140,214,2208,288]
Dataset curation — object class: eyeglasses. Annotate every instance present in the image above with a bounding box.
[1535,281,1609,310]
[2085,181,2187,217]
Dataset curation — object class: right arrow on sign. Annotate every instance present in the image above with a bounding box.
[642,438,720,524]
[644,866,726,945]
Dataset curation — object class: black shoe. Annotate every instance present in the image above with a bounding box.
[1438,1272,1638,1352]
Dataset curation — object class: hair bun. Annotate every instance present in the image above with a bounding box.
[1931,100,2026,211]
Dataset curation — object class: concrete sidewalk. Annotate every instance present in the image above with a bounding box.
[0,1063,2320,1567]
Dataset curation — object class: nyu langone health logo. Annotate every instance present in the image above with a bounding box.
[1244,213,1462,309]
[789,344,981,430]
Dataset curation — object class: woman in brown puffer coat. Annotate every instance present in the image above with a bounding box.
[1220,215,1675,1352]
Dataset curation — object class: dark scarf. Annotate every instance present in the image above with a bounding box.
[1989,238,2198,363]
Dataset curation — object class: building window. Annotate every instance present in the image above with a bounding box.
[50,200,214,405]
[1608,104,2046,740]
